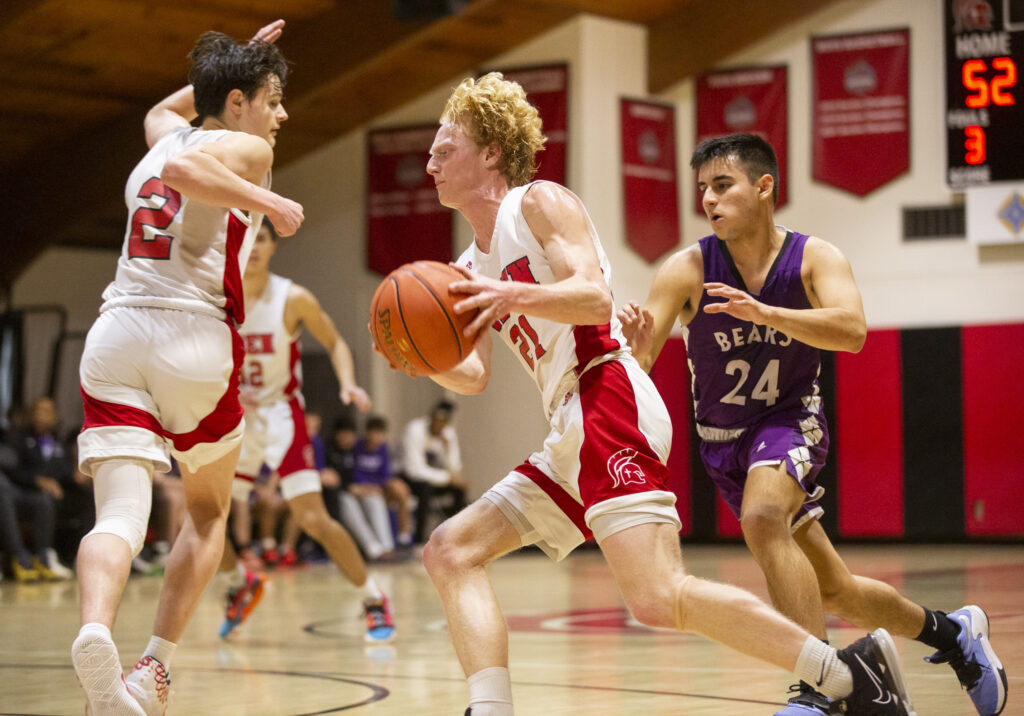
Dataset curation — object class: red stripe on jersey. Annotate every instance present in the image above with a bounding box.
[572,323,621,373]
[80,323,245,456]
[223,213,248,325]
[283,338,301,398]
[278,396,316,478]
[515,460,593,540]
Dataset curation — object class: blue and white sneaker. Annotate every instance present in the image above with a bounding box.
[773,682,832,714]
[363,595,396,643]
[925,606,1007,716]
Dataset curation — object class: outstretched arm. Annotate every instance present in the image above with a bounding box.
[289,285,372,411]
[703,237,865,353]
[618,245,703,372]
[143,19,286,148]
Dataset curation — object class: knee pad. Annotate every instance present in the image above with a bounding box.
[87,458,153,557]
[672,574,698,632]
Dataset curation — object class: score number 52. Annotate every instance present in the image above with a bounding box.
[961,57,1017,165]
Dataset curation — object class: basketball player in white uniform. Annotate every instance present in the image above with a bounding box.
[219,219,395,642]
[405,73,915,716]
[72,21,303,716]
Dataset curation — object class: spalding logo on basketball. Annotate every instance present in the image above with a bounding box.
[370,261,480,376]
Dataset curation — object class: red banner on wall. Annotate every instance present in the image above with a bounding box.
[621,98,680,263]
[811,28,910,196]
[695,65,788,213]
[497,63,568,186]
[367,125,452,276]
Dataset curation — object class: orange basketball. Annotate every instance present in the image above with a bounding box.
[370,261,479,376]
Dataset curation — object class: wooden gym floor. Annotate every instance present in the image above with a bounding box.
[1,543,1021,715]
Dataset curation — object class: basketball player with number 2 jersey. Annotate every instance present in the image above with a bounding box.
[71,21,305,716]
[218,220,394,645]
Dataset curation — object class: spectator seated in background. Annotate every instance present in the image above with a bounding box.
[400,400,467,545]
[351,415,413,554]
[252,471,302,568]
[0,439,54,582]
[325,416,396,562]
[6,397,77,580]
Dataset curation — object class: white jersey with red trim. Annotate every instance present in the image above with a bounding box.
[239,273,302,405]
[455,182,626,417]
[100,126,269,325]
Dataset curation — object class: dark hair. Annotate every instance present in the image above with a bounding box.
[333,415,357,433]
[432,400,455,416]
[261,218,280,241]
[365,415,388,432]
[690,133,779,206]
[188,32,289,121]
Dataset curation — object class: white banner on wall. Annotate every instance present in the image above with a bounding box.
[966,183,1024,245]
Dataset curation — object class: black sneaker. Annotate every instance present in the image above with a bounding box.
[773,681,834,714]
[835,628,916,715]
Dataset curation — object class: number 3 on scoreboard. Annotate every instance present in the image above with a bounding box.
[128,177,181,260]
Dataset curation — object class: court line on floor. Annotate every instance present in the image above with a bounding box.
[0,663,388,716]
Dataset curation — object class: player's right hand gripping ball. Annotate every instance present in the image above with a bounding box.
[370,261,480,377]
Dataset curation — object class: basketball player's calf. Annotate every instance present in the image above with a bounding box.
[288,492,396,643]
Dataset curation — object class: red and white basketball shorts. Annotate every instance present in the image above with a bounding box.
[233,396,320,500]
[78,306,244,476]
[484,356,681,561]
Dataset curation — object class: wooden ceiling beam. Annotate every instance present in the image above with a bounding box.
[647,0,847,92]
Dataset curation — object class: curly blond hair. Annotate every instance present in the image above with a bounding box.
[441,72,547,187]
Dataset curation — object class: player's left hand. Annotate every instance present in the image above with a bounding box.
[448,264,515,343]
[703,282,772,324]
[252,19,285,44]
[340,385,372,412]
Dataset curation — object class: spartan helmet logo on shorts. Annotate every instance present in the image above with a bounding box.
[607,448,647,488]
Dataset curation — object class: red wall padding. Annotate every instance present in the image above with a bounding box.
[648,339,692,534]
[835,329,905,537]
[962,324,1024,535]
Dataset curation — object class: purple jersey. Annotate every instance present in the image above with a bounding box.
[684,230,824,436]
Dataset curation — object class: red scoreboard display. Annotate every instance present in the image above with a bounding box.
[945,0,1023,187]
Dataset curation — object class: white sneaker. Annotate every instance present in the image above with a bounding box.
[45,548,75,579]
[125,656,171,716]
[72,628,145,716]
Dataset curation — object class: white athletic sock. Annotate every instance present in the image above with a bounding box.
[72,623,144,715]
[467,666,513,715]
[362,575,384,601]
[795,636,853,700]
[140,635,176,670]
[261,537,277,552]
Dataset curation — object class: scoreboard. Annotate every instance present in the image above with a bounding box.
[945,0,1024,187]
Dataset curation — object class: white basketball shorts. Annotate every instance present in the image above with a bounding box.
[78,306,244,475]
[484,356,681,561]
[233,396,320,500]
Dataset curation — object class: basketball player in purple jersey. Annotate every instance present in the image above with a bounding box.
[404,73,916,716]
[72,20,303,716]
[619,133,1007,716]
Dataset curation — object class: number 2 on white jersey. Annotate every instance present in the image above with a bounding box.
[721,358,780,407]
